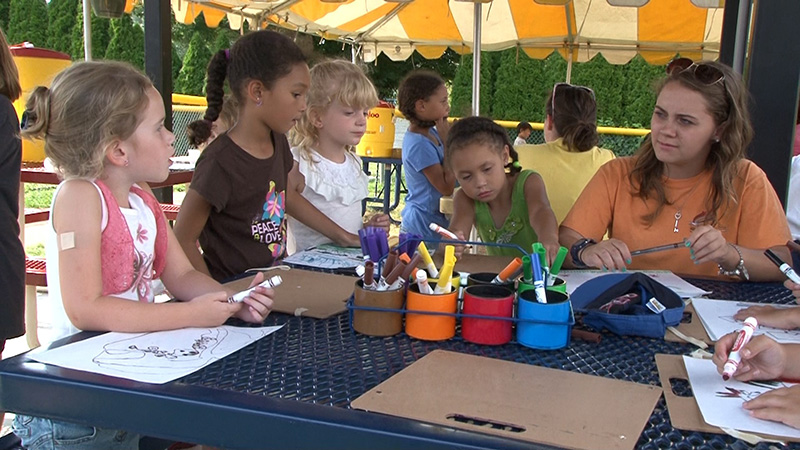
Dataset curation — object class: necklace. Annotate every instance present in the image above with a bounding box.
[671,177,705,233]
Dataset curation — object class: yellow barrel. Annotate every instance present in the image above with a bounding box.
[356,102,395,158]
[10,45,72,162]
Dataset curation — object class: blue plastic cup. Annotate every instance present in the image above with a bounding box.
[516,289,571,350]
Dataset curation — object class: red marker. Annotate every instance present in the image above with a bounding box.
[722,317,758,381]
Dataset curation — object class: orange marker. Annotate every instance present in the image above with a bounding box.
[492,257,522,284]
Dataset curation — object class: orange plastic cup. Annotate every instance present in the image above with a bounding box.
[405,283,457,341]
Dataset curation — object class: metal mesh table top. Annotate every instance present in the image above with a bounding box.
[170,279,797,449]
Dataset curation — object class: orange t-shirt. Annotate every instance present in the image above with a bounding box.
[562,157,791,278]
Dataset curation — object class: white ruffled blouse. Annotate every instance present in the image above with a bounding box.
[287,146,369,254]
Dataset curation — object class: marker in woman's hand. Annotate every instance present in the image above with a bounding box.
[764,249,800,284]
[722,317,758,381]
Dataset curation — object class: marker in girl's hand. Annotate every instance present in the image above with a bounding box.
[429,223,459,240]
[228,275,282,303]
[764,249,800,284]
[722,316,758,381]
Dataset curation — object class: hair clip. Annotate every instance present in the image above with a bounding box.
[20,110,32,130]
[512,161,521,169]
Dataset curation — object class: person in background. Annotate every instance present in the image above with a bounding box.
[517,83,615,224]
[785,101,800,239]
[16,60,274,450]
[174,31,309,281]
[560,59,790,281]
[445,116,559,260]
[397,70,455,246]
[514,121,533,146]
[286,59,390,254]
[0,25,24,435]
[186,95,239,151]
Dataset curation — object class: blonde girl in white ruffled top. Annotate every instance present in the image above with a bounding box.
[286,60,390,254]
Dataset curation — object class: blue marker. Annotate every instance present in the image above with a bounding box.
[530,253,547,304]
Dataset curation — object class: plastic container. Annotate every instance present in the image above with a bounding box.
[356,102,395,158]
[9,45,71,162]
[518,276,566,295]
[461,285,514,345]
[516,289,572,350]
[352,280,404,337]
[467,272,515,292]
[405,283,457,341]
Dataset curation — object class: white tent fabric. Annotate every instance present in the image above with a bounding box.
[170,0,724,65]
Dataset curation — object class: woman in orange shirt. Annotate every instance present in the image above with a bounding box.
[559,59,789,281]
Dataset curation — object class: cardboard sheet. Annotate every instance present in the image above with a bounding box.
[655,354,800,442]
[352,350,662,450]
[224,267,353,319]
[664,303,713,345]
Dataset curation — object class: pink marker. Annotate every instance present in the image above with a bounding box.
[429,223,459,240]
[722,317,758,381]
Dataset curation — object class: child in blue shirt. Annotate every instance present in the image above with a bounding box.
[398,70,456,245]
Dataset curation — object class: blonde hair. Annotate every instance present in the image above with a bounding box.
[22,61,153,180]
[293,59,378,161]
[0,27,21,102]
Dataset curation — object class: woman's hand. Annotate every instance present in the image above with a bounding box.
[686,225,731,266]
[785,279,800,304]
[712,334,787,382]
[233,272,275,323]
[579,239,631,271]
[365,214,391,235]
[734,304,800,330]
[743,385,800,430]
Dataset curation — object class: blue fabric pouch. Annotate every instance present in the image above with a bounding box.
[570,273,685,338]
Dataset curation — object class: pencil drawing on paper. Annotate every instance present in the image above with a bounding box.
[92,327,262,374]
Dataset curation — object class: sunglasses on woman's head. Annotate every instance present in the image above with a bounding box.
[666,58,725,86]
[551,82,595,116]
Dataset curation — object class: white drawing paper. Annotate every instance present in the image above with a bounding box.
[691,298,800,344]
[683,356,800,439]
[31,325,283,384]
[558,270,710,298]
[283,244,364,270]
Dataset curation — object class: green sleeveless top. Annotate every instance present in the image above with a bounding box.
[474,170,539,257]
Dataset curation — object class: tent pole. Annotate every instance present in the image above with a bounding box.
[471,2,482,116]
[82,0,92,61]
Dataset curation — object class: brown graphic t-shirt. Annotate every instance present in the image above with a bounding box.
[190,132,292,281]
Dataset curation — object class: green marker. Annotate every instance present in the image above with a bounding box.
[550,246,568,276]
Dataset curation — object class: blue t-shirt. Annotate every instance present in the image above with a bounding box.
[401,128,448,243]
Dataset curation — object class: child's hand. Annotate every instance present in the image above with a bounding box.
[365,214,391,234]
[542,240,560,266]
[435,116,450,143]
[451,230,467,260]
[785,279,800,304]
[188,291,240,327]
[734,304,800,330]
[233,272,275,324]
[712,334,787,382]
[743,385,800,430]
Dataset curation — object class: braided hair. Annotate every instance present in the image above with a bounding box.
[191,30,307,140]
[445,116,521,175]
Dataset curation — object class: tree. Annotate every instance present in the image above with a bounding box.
[175,31,212,95]
[48,0,78,54]
[493,48,549,123]
[450,52,499,118]
[104,14,144,69]
[0,0,11,32]
[620,54,665,128]
[7,0,48,47]
[70,2,111,60]
[572,53,624,125]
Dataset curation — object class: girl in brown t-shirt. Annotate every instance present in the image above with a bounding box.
[174,30,310,281]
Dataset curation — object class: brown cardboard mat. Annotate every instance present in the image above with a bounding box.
[352,350,662,450]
